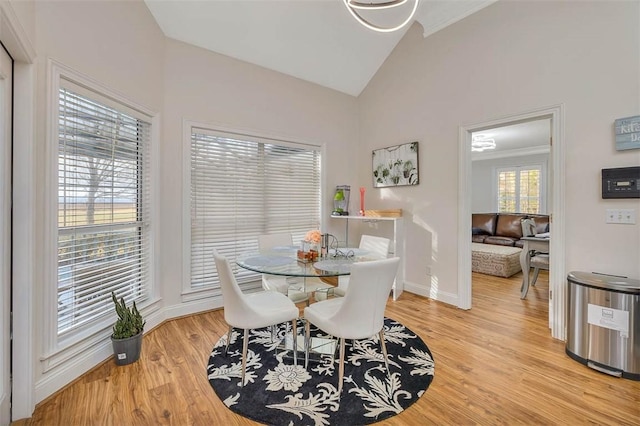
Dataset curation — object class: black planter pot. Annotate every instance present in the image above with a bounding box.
[111,332,143,366]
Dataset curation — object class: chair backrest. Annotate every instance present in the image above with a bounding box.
[331,257,400,340]
[359,235,390,258]
[337,235,391,288]
[212,249,255,327]
[258,233,292,251]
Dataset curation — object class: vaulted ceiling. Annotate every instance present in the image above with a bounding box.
[144,0,497,97]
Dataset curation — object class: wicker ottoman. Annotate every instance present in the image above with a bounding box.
[471,243,522,277]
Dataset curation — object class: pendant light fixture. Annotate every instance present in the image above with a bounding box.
[471,134,497,152]
[343,0,420,33]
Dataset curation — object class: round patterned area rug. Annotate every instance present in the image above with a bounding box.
[207,318,435,425]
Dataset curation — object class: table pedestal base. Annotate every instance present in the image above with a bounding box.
[281,328,338,363]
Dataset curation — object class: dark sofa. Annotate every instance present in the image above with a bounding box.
[472,213,550,248]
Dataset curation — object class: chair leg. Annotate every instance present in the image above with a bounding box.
[520,277,530,299]
[292,319,298,366]
[338,338,345,395]
[304,320,311,369]
[241,328,249,387]
[378,329,390,379]
[224,325,233,355]
[531,267,540,286]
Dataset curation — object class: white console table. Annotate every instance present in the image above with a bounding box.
[330,215,404,300]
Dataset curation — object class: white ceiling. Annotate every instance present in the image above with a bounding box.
[144,1,546,153]
[472,119,551,159]
[144,0,497,97]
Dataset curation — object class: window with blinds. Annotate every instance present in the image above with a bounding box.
[496,165,542,214]
[190,128,321,290]
[57,82,151,336]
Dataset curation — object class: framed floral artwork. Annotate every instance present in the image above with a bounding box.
[372,141,419,188]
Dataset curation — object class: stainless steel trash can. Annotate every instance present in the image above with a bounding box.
[566,271,639,380]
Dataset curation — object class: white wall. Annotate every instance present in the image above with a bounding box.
[6,0,640,416]
[471,153,549,213]
[17,0,359,410]
[7,0,34,42]
[160,38,359,309]
[30,0,166,406]
[358,1,640,301]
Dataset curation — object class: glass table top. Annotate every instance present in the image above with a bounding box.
[236,246,381,278]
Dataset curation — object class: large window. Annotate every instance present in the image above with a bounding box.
[56,81,151,336]
[496,165,542,213]
[189,128,321,292]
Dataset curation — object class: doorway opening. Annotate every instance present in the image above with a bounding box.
[458,105,567,340]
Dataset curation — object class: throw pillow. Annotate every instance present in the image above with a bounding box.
[521,218,536,237]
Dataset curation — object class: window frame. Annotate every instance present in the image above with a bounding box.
[494,163,546,214]
[182,121,324,302]
[43,60,160,370]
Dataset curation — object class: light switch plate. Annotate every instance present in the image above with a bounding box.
[606,208,637,224]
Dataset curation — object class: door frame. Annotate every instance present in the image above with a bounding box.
[0,38,12,426]
[0,1,37,421]
[457,104,567,340]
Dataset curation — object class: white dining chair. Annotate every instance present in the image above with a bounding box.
[303,256,400,394]
[212,249,300,387]
[331,234,391,298]
[258,233,310,305]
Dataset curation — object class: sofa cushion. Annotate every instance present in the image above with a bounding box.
[472,234,488,243]
[472,213,498,236]
[484,236,518,246]
[495,214,527,239]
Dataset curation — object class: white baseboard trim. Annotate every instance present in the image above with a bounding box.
[32,297,223,405]
[403,280,429,297]
[40,281,469,405]
[34,306,165,403]
[35,338,112,404]
[164,295,224,319]
[403,280,460,307]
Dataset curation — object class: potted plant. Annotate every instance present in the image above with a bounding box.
[402,160,414,179]
[110,292,145,366]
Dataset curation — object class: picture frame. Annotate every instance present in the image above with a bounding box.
[372,141,419,188]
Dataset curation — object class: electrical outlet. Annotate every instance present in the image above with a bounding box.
[606,208,637,224]
[426,266,431,276]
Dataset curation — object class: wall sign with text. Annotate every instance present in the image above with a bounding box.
[615,115,640,151]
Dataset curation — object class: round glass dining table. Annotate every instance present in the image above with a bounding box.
[236,246,383,361]
[236,246,380,286]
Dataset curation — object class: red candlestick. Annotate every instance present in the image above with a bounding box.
[359,187,365,216]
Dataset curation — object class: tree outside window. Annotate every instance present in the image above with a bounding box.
[57,86,150,335]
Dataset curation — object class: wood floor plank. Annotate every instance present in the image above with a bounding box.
[14,270,640,425]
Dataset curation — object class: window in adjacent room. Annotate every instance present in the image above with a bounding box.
[187,127,321,294]
[496,165,542,214]
[56,78,152,337]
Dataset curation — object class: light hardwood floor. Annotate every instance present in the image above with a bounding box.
[16,271,640,425]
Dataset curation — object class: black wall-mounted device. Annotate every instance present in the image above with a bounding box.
[601,166,640,198]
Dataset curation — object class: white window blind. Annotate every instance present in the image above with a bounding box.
[497,165,541,214]
[190,129,321,290]
[57,82,151,336]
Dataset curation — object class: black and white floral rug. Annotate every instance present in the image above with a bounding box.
[207,318,435,425]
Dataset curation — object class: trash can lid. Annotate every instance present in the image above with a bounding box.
[568,271,640,293]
